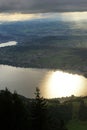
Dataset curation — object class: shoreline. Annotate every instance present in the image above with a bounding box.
[0,62,87,78]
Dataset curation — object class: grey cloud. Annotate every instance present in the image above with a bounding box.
[0,0,87,13]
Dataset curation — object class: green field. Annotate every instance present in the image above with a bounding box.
[0,46,87,76]
[68,120,87,130]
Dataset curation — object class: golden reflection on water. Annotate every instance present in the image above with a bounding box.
[40,71,87,98]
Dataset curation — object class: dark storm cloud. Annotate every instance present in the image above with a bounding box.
[0,0,87,13]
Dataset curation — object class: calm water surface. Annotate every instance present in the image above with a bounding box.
[0,41,17,47]
[0,65,87,98]
[0,12,87,98]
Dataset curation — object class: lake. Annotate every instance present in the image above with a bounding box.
[0,12,87,98]
[0,65,87,98]
[0,41,17,47]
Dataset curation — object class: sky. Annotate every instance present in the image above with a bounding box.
[0,0,87,13]
[0,0,87,22]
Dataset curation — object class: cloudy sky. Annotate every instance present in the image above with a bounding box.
[0,0,87,22]
[0,0,87,13]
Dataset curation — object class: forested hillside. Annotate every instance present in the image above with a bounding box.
[1,88,87,130]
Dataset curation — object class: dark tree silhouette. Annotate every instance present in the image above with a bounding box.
[78,100,87,121]
[0,88,29,130]
[0,88,13,130]
[0,88,71,130]
[12,91,29,130]
[31,87,48,130]
[60,119,68,130]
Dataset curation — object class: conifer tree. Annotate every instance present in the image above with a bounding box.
[31,87,48,130]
